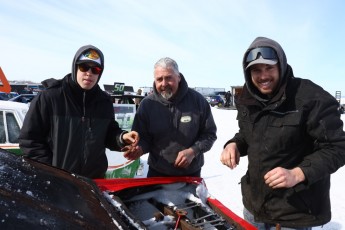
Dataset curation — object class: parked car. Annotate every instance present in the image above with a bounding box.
[206,95,224,107]
[0,101,29,155]
[0,92,19,100]
[9,94,36,104]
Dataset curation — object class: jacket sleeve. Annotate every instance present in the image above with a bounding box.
[298,84,345,185]
[18,93,53,164]
[131,100,151,154]
[190,98,217,156]
[104,116,127,151]
[103,97,128,151]
[223,132,248,157]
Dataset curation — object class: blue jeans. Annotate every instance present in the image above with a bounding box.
[243,207,312,230]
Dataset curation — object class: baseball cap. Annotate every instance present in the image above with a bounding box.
[246,55,277,69]
[245,47,278,70]
[76,49,102,66]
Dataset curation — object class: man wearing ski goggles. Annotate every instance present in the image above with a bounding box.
[245,47,278,64]
[221,37,345,229]
[245,47,279,96]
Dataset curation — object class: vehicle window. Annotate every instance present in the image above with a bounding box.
[0,112,5,143]
[6,112,20,143]
[114,106,134,114]
[113,105,135,131]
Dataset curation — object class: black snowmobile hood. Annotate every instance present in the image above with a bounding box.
[0,149,125,230]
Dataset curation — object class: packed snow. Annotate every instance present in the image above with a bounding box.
[136,107,345,229]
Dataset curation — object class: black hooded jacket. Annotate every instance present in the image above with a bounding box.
[132,74,217,175]
[226,37,345,227]
[19,45,125,179]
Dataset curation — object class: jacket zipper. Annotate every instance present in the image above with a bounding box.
[82,91,86,122]
[81,91,88,168]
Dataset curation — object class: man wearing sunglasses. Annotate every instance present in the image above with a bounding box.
[19,45,140,179]
[220,37,345,229]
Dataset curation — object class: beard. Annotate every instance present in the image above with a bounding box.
[160,87,173,100]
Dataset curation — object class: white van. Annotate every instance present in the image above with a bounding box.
[0,101,29,155]
[0,99,140,178]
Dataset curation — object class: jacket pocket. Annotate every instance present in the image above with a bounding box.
[263,187,312,221]
[266,110,305,153]
[269,110,302,127]
[241,172,252,211]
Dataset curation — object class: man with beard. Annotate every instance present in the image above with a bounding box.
[131,57,217,177]
[220,37,345,229]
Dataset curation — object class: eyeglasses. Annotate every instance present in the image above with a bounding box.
[78,64,102,74]
[246,47,277,63]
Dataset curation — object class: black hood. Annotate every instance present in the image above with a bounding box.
[71,45,105,86]
[242,37,288,102]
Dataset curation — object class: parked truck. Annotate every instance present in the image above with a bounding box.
[193,87,226,97]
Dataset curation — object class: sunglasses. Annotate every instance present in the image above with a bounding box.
[246,47,277,63]
[78,64,102,74]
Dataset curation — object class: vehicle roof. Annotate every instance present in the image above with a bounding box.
[8,94,36,102]
[0,92,18,94]
[0,100,30,110]
[10,94,36,98]
[110,94,145,99]
[207,95,223,98]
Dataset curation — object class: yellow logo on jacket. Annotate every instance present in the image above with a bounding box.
[180,116,192,123]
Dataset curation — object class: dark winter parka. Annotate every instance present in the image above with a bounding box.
[227,37,345,227]
[132,74,217,176]
[19,45,125,179]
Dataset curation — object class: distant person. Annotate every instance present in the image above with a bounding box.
[20,87,33,94]
[134,88,142,108]
[224,90,232,107]
[19,45,141,179]
[132,57,217,177]
[220,37,345,229]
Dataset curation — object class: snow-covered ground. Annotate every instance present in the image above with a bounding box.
[137,107,345,229]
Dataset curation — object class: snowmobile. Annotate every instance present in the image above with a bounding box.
[0,148,255,229]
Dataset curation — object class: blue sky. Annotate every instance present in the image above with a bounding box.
[1,0,345,96]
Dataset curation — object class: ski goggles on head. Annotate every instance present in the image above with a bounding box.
[78,63,102,74]
[245,47,277,63]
